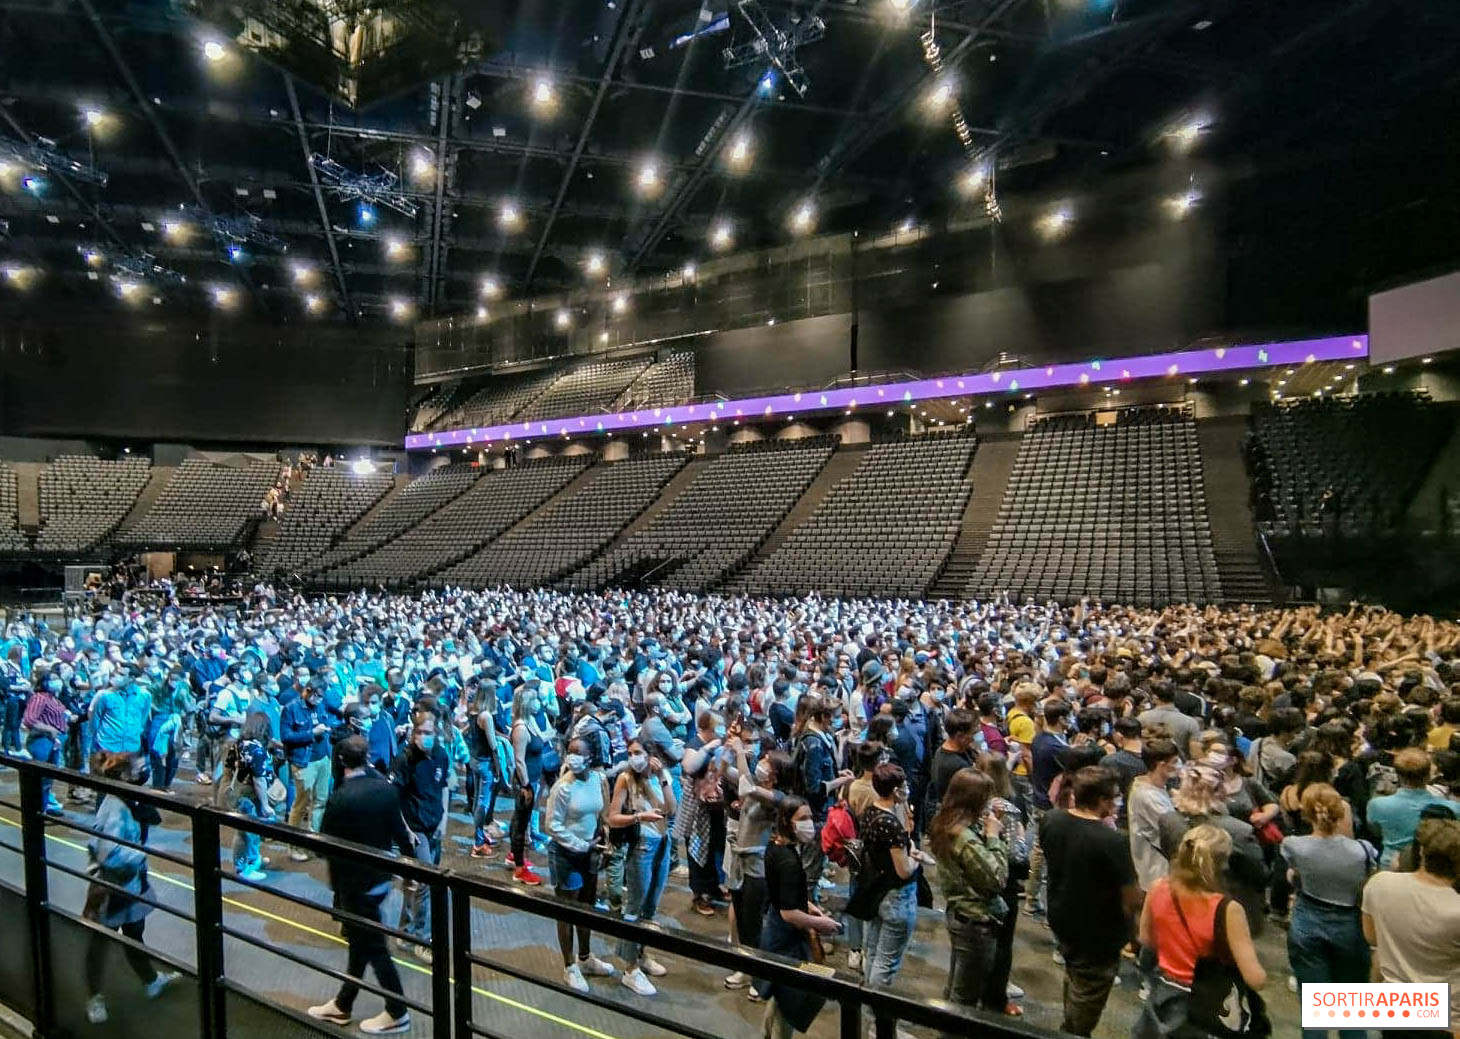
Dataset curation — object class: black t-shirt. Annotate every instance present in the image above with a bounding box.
[1041,810,1135,961]
[929,747,973,803]
[766,841,808,913]
[861,804,914,890]
[1101,749,1146,826]
[769,701,794,743]
[230,738,274,786]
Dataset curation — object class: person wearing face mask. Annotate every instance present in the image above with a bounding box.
[722,738,790,995]
[143,679,183,792]
[545,737,616,993]
[677,710,730,916]
[760,796,842,1039]
[82,751,179,1025]
[207,664,253,794]
[390,716,450,962]
[281,679,334,862]
[608,737,678,996]
[90,665,151,768]
[508,684,551,886]
[226,712,278,882]
[22,670,70,814]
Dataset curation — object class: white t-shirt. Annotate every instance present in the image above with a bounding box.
[1361,870,1460,1017]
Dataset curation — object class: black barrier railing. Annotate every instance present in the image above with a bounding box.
[0,753,1063,1039]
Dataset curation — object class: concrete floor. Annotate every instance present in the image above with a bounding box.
[0,766,1306,1039]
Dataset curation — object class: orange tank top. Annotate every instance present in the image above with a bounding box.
[1149,878,1224,985]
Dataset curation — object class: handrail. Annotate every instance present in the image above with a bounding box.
[0,751,1062,1039]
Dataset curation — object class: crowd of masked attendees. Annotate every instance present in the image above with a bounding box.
[1,587,1458,1038]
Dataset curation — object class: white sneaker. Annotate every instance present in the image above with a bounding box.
[86,995,108,1024]
[1287,975,1298,994]
[1006,982,1024,1000]
[1052,949,1066,966]
[578,955,614,977]
[144,971,180,999]
[289,849,310,863]
[359,1010,411,1034]
[639,955,667,977]
[621,967,656,997]
[308,1000,352,1025]
[564,964,589,993]
[847,951,863,972]
[724,971,750,989]
[237,868,267,883]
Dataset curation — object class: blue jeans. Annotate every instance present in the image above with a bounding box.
[471,758,498,845]
[618,831,670,965]
[25,734,61,807]
[232,792,264,874]
[1288,895,1371,1039]
[401,832,442,941]
[864,882,918,987]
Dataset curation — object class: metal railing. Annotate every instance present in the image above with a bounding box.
[0,753,1059,1039]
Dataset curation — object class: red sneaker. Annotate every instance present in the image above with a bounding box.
[513,866,543,887]
[470,844,495,859]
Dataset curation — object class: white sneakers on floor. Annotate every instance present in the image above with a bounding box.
[359,1010,411,1034]
[564,964,590,993]
[86,996,108,1024]
[307,1000,352,1025]
[578,955,614,977]
[144,971,181,999]
[621,967,656,996]
[639,955,667,977]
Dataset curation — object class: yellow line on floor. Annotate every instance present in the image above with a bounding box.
[0,814,616,1039]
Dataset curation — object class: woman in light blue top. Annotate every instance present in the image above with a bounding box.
[546,736,614,993]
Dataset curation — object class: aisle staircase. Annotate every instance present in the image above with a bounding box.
[1196,417,1277,605]
[114,465,175,535]
[927,434,1021,600]
[737,444,867,570]
[12,462,41,535]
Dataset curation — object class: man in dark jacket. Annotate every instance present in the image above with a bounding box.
[281,680,333,861]
[390,716,450,960]
[308,736,414,1035]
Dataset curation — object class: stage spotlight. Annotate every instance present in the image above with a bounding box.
[612,292,628,314]
[499,202,522,229]
[357,202,376,226]
[291,261,316,285]
[480,276,503,298]
[82,107,106,128]
[532,78,556,111]
[304,293,325,313]
[682,263,696,281]
[203,39,226,62]
[727,132,752,170]
[637,160,660,193]
[925,78,955,113]
[555,308,572,329]
[385,237,408,261]
[476,306,488,320]
[790,200,815,233]
[961,165,988,195]
[389,297,413,321]
[410,150,434,179]
[210,285,236,308]
[1037,205,1072,239]
[711,221,733,250]
[1166,189,1200,218]
[585,251,605,275]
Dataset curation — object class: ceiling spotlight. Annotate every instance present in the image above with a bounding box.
[410,150,434,178]
[1239,378,1249,386]
[2,264,38,290]
[612,292,628,314]
[711,221,733,250]
[1165,114,1210,153]
[532,78,555,110]
[682,263,696,280]
[585,251,605,275]
[210,285,236,308]
[961,165,988,194]
[498,202,522,229]
[1422,356,1434,365]
[476,306,488,320]
[889,0,912,9]
[304,293,324,313]
[1382,365,1395,374]
[82,107,105,127]
[227,244,244,262]
[480,276,502,298]
[791,200,815,233]
[1037,205,1072,238]
[114,278,143,300]
[637,160,660,192]
[554,308,571,329]
[385,237,407,260]
[81,247,104,268]
[599,331,610,343]
[389,297,412,320]
[357,202,376,226]
[898,217,914,235]
[728,132,752,169]
[161,220,189,242]
[1167,189,1200,217]
[202,39,226,62]
[290,261,316,284]
[21,174,46,195]
[926,79,955,111]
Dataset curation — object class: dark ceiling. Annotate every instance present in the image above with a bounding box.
[0,0,1456,327]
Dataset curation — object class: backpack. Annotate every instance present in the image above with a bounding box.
[790,730,833,799]
[1366,757,1400,799]
[821,800,862,870]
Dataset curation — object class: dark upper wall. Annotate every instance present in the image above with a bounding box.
[0,313,412,446]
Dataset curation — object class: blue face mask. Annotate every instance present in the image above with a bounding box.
[417,735,436,752]
[45,678,63,694]
[714,724,727,740]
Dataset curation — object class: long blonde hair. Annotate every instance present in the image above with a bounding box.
[1171,823,1232,893]
[1171,764,1225,816]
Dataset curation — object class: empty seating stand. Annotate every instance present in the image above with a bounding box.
[570,436,837,593]
[1248,392,1455,538]
[254,468,395,577]
[434,369,559,431]
[435,452,689,589]
[969,408,1221,606]
[516,357,652,422]
[116,457,278,550]
[319,456,590,589]
[34,455,151,555]
[614,351,695,411]
[303,463,482,575]
[410,381,467,432]
[731,430,978,599]
[0,463,27,554]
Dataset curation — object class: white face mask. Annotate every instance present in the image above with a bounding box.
[629,752,649,773]
[793,819,817,843]
[754,763,772,785]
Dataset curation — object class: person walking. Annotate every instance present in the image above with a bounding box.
[308,736,416,1036]
[83,752,180,1024]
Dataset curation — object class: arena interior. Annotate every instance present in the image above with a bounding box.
[1,2,1459,1039]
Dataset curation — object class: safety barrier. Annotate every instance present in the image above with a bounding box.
[0,753,1060,1039]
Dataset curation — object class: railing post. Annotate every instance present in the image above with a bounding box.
[19,764,56,1038]
[451,885,472,1039]
[191,810,226,1039]
[431,876,452,1038]
[839,995,862,1039]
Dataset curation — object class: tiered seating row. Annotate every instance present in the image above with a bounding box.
[35,455,151,555]
[115,457,277,550]
[254,468,395,576]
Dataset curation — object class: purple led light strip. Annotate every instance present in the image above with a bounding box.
[406,333,1368,451]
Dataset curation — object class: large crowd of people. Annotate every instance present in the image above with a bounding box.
[2,586,1459,1038]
